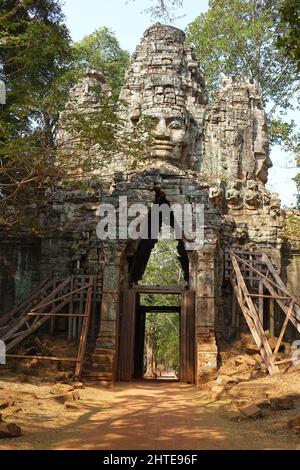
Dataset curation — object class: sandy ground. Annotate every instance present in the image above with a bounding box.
[0,373,300,450]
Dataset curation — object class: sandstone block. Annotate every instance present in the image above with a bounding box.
[50,383,74,395]
[239,404,263,419]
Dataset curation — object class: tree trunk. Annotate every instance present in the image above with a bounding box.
[144,332,156,377]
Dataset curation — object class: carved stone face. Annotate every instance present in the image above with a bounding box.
[142,107,189,160]
[255,154,272,184]
[254,112,272,184]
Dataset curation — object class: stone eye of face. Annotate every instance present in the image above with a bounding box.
[130,116,140,126]
[168,119,184,130]
[144,116,159,129]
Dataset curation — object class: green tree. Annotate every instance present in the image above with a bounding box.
[186,0,300,156]
[0,3,147,226]
[141,236,184,376]
[277,0,300,71]
[0,0,73,138]
[0,0,75,225]
[276,0,300,206]
[73,27,130,97]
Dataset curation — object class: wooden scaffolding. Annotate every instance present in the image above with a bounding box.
[0,275,102,377]
[226,250,300,375]
[1,249,299,379]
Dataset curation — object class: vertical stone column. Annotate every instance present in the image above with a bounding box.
[93,243,124,383]
[195,242,219,383]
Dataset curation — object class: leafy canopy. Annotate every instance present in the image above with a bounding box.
[186,2,299,111]
[277,0,300,72]
[0,2,140,226]
[186,0,300,204]
[73,27,130,98]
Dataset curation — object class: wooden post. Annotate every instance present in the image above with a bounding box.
[258,281,264,327]
[269,298,275,337]
[181,291,195,384]
[68,276,74,341]
[75,278,93,377]
[273,300,294,360]
[231,287,237,328]
[117,290,136,381]
[77,277,84,340]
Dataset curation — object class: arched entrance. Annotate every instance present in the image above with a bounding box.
[116,200,196,383]
[95,173,220,385]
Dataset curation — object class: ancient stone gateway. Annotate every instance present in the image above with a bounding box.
[1,24,300,384]
[92,23,285,383]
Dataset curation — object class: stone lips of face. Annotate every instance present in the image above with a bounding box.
[142,107,189,160]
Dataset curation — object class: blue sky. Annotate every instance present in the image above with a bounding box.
[61,0,298,206]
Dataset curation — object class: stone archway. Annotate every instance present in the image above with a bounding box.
[93,176,221,385]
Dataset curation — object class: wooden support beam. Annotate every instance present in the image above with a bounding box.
[2,298,69,350]
[258,281,264,326]
[75,277,93,377]
[27,313,88,317]
[262,278,300,336]
[132,285,185,294]
[1,275,98,379]
[237,253,300,309]
[231,286,237,328]
[248,294,291,300]
[6,354,81,362]
[140,306,181,313]
[275,357,299,365]
[272,300,294,360]
[77,277,85,340]
[68,276,74,341]
[29,276,72,312]
[269,298,275,337]
[0,277,53,328]
[30,280,92,313]
[261,253,300,322]
[230,254,279,375]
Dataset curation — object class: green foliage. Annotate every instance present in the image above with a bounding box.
[73,27,130,97]
[0,0,74,137]
[186,0,300,157]
[186,0,296,103]
[0,82,153,226]
[141,237,184,373]
[0,0,76,225]
[284,213,300,239]
[276,0,300,205]
[146,312,180,371]
[0,4,145,226]
[269,118,300,153]
[277,0,300,71]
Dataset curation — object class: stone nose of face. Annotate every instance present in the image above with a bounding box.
[267,156,273,169]
[154,118,170,140]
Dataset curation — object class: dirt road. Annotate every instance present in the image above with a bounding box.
[1,380,297,450]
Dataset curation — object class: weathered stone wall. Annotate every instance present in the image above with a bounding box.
[0,237,41,314]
